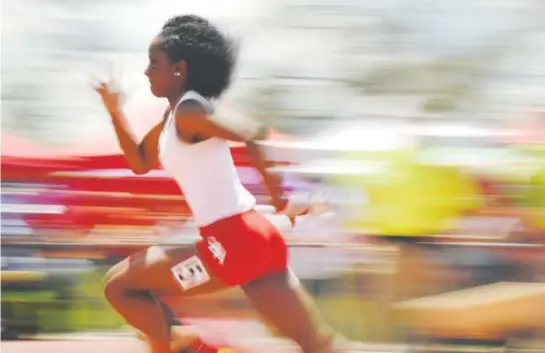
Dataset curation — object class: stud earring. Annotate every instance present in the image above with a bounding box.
[174,72,181,76]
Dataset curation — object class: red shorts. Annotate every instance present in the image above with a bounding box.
[195,209,288,286]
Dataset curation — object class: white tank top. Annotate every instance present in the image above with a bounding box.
[158,91,256,227]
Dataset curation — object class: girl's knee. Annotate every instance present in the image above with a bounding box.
[102,260,129,300]
[102,248,164,299]
[103,260,123,285]
[102,266,116,287]
[103,272,119,302]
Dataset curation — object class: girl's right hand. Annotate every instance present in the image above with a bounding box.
[92,78,124,115]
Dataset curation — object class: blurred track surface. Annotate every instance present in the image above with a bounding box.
[0,338,408,353]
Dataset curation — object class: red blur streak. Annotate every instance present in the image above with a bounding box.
[2,129,294,234]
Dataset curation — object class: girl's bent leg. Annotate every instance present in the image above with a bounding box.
[103,245,227,353]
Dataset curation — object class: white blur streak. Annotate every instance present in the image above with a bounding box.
[2,0,545,146]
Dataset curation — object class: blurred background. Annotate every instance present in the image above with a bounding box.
[1,0,545,352]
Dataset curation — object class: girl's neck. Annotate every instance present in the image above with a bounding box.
[167,90,187,110]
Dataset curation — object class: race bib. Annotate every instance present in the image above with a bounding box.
[171,255,211,290]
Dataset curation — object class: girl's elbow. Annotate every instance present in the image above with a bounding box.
[131,166,150,175]
[128,160,152,175]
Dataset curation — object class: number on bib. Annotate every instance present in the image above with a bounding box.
[171,255,211,290]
